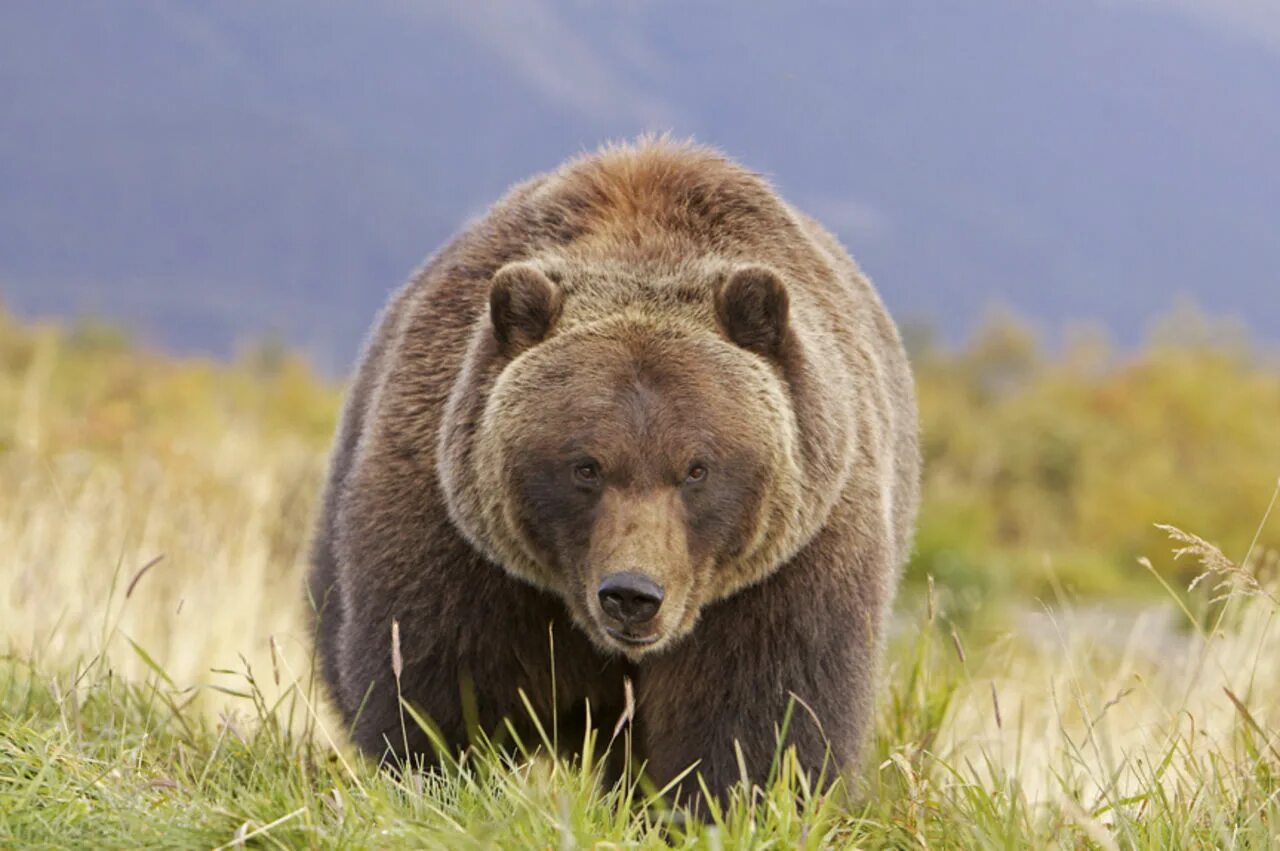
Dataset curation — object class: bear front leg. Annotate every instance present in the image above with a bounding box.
[636,542,888,808]
[334,546,623,769]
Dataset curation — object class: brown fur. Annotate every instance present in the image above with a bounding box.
[308,138,920,805]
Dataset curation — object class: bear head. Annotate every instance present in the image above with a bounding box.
[438,260,813,658]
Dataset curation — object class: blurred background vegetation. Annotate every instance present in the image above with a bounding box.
[4,300,1275,629]
[910,305,1280,604]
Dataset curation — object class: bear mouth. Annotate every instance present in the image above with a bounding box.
[604,626,660,647]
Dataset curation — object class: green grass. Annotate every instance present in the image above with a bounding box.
[4,534,1280,848]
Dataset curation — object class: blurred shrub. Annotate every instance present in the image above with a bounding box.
[0,310,339,457]
[910,307,1280,599]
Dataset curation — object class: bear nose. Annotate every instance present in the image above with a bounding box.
[597,572,664,627]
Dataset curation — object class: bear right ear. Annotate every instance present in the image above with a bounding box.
[489,262,563,356]
[715,265,791,358]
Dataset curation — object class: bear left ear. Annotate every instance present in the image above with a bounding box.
[490,262,563,356]
[715,266,791,358]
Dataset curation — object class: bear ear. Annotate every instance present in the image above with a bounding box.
[490,262,563,356]
[715,266,791,358]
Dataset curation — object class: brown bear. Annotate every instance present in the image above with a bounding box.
[308,138,919,805]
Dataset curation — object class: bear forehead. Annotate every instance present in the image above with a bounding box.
[504,329,775,446]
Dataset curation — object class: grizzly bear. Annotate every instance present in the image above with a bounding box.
[308,138,919,805]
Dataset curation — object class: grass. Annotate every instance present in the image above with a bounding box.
[2,308,1280,847]
[4,526,1280,848]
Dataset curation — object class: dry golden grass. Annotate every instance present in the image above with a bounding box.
[0,315,334,708]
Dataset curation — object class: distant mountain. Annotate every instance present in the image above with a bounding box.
[3,1,1278,371]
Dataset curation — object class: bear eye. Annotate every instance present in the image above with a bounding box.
[685,463,708,484]
[573,461,601,486]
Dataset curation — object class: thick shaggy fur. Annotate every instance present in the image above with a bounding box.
[309,139,919,803]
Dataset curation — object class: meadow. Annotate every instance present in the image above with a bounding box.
[2,304,1279,848]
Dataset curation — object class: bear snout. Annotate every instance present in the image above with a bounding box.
[597,571,664,640]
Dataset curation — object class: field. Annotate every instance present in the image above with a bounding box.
[2,305,1280,848]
